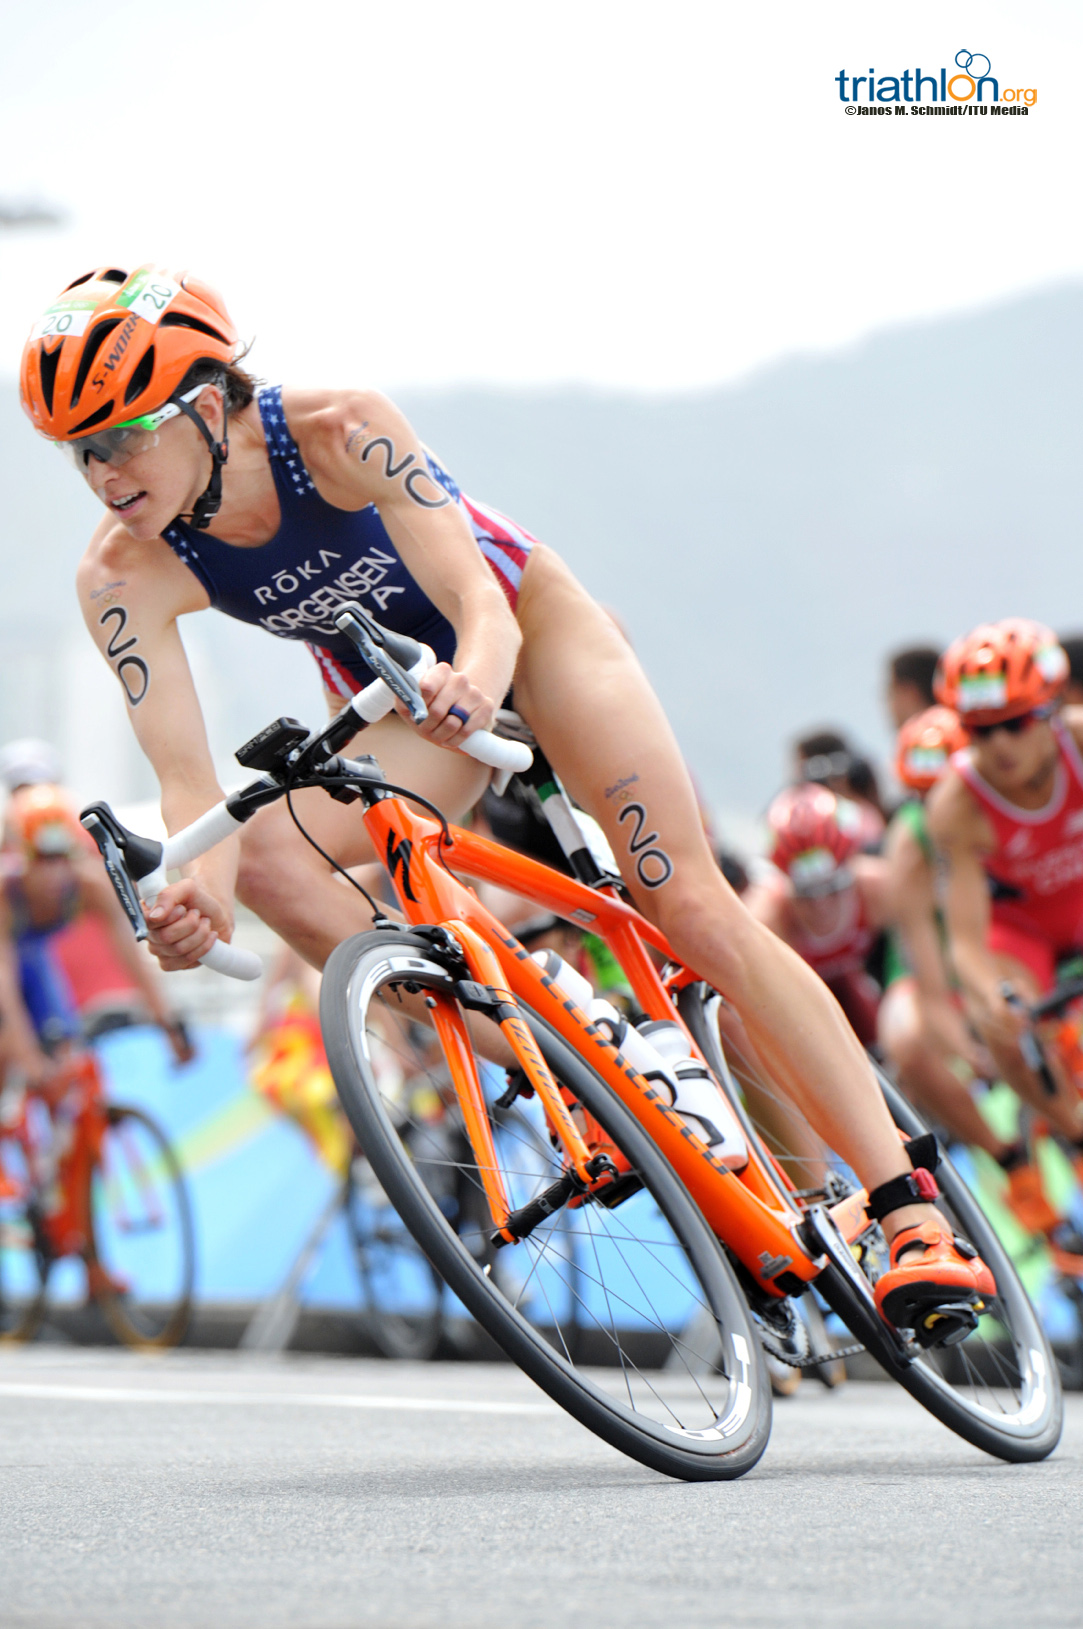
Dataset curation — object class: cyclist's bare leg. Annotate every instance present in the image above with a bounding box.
[973,953,1083,1139]
[512,547,929,1239]
[878,979,1004,1157]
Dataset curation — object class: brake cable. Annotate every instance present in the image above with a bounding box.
[282,771,456,923]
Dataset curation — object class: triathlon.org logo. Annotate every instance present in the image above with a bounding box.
[837,51,1037,116]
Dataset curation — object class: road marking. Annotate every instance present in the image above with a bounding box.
[0,1382,554,1416]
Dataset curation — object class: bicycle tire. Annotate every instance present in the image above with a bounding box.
[345,1155,445,1360]
[91,1105,195,1351]
[680,985,1062,1462]
[828,1072,1062,1462]
[321,929,772,1482]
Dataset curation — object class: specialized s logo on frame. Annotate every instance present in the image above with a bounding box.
[836,50,1037,113]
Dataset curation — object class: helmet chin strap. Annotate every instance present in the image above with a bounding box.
[173,392,229,531]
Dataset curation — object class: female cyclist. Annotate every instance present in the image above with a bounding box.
[19,263,994,1329]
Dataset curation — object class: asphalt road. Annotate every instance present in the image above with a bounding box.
[1,1347,1079,1629]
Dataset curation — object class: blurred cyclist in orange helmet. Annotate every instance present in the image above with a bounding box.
[928,619,1083,1210]
[0,784,189,1080]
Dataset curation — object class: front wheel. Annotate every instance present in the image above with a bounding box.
[321,929,772,1482]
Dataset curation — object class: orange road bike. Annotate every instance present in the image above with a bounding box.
[84,606,1061,1478]
[0,1047,193,1347]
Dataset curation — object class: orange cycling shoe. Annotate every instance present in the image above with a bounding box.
[866,1137,996,1347]
[873,1220,996,1345]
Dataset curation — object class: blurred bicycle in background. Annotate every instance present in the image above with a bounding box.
[0,1043,194,1347]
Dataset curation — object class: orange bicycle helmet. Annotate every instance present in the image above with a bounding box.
[766,784,863,896]
[21,264,240,528]
[934,619,1068,725]
[5,784,83,859]
[895,706,970,793]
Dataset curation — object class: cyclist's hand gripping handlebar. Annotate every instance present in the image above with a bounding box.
[81,803,262,982]
[334,604,533,774]
[80,610,531,984]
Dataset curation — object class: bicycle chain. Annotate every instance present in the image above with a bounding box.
[758,1334,866,1369]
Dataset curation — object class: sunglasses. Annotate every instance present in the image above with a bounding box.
[56,382,209,473]
[968,705,1054,740]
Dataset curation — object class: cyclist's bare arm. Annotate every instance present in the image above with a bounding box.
[284,387,523,737]
[853,856,892,930]
[926,770,1022,1047]
[0,895,50,1079]
[1065,705,1083,752]
[884,815,983,1067]
[76,520,236,968]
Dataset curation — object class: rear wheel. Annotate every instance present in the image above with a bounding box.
[90,1105,194,1350]
[680,985,1062,1463]
[322,930,772,1481]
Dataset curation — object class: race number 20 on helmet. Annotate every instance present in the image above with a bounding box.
[19,264,241,528]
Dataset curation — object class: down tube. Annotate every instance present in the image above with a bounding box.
[493,939,820,1296]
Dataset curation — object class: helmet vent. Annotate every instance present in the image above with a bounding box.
[160,311,230,344]
[101,268,128,283]
[70,317,123,410]
[38,343,61,417]
[72,401,115,434]
[124,345,156,406]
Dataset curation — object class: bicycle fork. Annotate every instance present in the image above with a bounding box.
[429,922,618,1247]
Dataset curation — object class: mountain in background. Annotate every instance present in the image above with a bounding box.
[3,282,1081,838]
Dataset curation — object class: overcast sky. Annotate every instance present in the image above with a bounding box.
[0,0,1079,394]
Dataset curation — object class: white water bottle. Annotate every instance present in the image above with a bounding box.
[636,1019,748,1171]
[529,953,748,1171]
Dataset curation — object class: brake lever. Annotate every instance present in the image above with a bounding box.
[334,604,428,725]
[80,811,151,942]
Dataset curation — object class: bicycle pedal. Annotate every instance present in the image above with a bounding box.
[914,1300,981,1350]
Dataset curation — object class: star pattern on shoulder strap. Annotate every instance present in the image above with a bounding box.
[259,384,316,493]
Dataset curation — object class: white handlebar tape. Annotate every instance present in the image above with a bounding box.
[162,803,246,870]
[351,678,396,724]
[351,648,436,726]
[200,939,263,982]
[458,731,534,772]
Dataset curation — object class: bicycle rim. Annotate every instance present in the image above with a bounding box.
[682,985,1062,1462]
[322,930,771,1481]
[90,1106,195,1350]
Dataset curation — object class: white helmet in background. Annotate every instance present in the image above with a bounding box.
[0,739,63,794]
